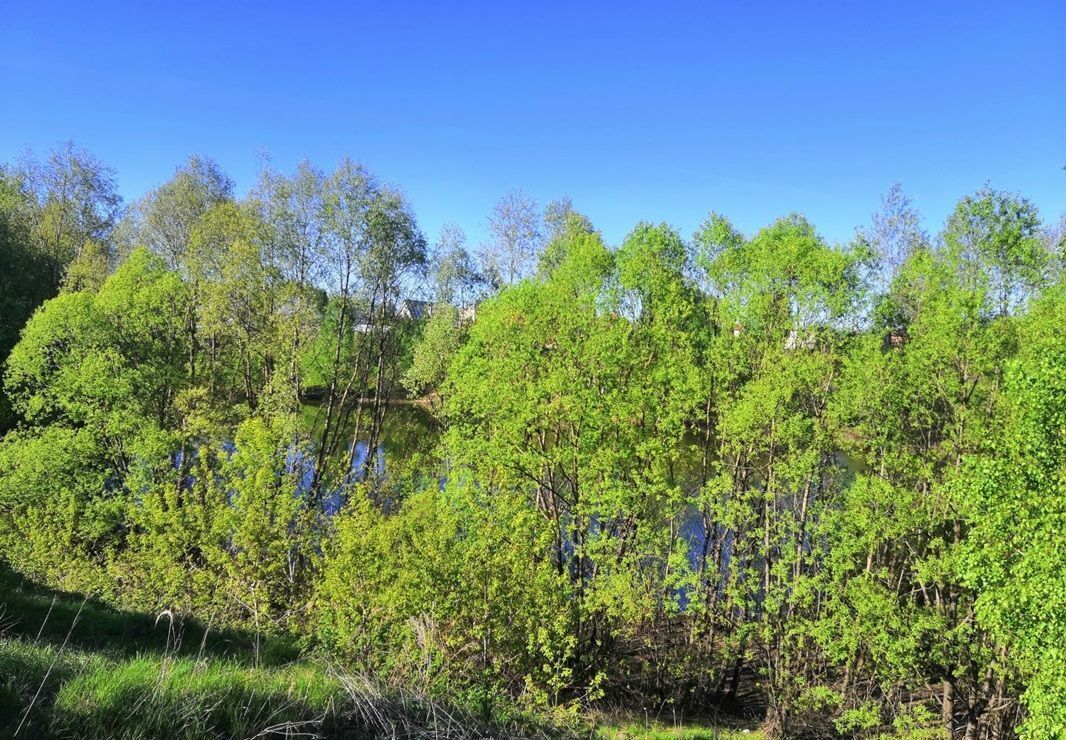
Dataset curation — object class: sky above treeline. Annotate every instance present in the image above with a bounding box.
[2,1,1063,250]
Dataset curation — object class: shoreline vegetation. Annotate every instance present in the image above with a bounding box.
[0,568,761,739]
[0,146,1064,738]
[298,390,434,408]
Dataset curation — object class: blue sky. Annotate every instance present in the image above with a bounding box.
[2,1,1063,249]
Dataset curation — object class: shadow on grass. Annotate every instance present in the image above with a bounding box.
[2,643,563,739]
[1,642,347,739]
[0,564,567,739]
[0,564,298,666]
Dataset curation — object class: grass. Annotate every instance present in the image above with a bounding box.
[0,567,299,665]
[0,566,554,738]
[592,708,765,740]
[597,722,763,739]
[2,641,334,739]
[51,656,341,739]
[0,566,762,739]
[1,636,557,738]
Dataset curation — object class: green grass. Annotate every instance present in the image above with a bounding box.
[0,565,563,739]
[597,723,763,739]
[0,566,299,665]
[1,641,341,739]
[0,578,340,740]
[0,565,762,739]
[1,635,561,739]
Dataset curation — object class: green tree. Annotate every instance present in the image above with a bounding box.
[0,249,189,592]
[693,214,863,735]
[442,220,705,700]
[961,281,1066,738]
[823,239,1023,737]
[402,303,465,403]
[943,186,1047,317]
[20,141,121,291]
[122,155,234,269]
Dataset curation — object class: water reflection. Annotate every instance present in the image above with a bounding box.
[300,403,439,514]
[299,404,860,579]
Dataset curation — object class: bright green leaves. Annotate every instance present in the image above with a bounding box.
[705,214,862,334]
[817,226,1035,734]
[0,249,192,599]
[6,248,188,432]
[959,282,1066,737]
[944,186,1048,317]
[403,304,465,399]
[118,413,317,633]
[316,483,572,703]
[0,426,117,592]
[440,222,706,696]
[692,211,745,287]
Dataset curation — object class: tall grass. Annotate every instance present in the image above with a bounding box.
[2,639,559,738]
[0,565,562,738]
[1,566,751,738]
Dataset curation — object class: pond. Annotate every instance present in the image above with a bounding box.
[302,402,859,578]
[297,401,440,510]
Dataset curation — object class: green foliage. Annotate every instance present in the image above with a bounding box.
[960,282,1066,738]
[0,146,121,429]
[438,222,706,700]
[402,303,466,398]
[3,149,1065,738]
[316,483,572,706]
[1,549,569,739]
[943,186,1047,315]
[116,414,317,634]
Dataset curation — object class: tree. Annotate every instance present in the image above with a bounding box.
[479,188,541,288]
[428,223,482,306]
[252,159,329,399]
[0,171,45,427]
[961,281,1066,738]
[402,303,464,402]
[0,145,122,427]
[305,159,427,492]
[124,155,234,269]
[691,211,745,295]
[537,202,597,278]
[543,196,592,242]
[19,141,122,290]
[443,220,706,700]
[822,241,1021,738]
[119,413,317,639]
[943,185,1047,316]
[1,249,189,592]
[693,214,863,735]
[4,149,1065,737]
[862,183,927,291]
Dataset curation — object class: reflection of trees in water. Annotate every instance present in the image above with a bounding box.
[301,403,440,513]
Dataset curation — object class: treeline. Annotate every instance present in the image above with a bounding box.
[0,145,1064,738]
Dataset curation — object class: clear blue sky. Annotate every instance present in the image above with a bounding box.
[2,1,1063,248]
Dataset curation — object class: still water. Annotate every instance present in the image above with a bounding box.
[302,403,857,577]
[298,402,440,511]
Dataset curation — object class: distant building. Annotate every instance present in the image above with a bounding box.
[784,329,818,351]
[458,305,477,323]
[351,298,476,334]
[398,299,433,321]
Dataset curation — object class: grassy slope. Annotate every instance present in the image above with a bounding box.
[0,567,761,739]
[599,727,761,740]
